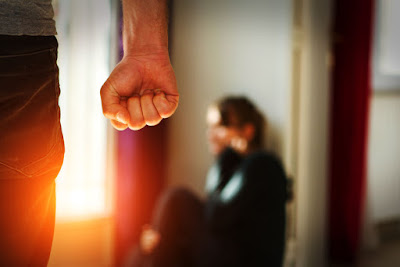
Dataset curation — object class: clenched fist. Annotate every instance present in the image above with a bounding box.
[101,51,178,131]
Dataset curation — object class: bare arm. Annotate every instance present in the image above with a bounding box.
[122,0,168,56]
[101,0,178,130]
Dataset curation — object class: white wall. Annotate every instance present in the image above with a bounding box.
[368,0,400,224]
[293,0,332,266]
[368,94,400,221]
[167,0,293,196]
[48,1,117,266]
[55,0,110,219]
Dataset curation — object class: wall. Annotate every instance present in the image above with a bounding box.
[167,1,333,266]
[167,0,293,197]
[48,218,114,267]
[368,93,400,221]
[48,1,117,266]
[367,0,400,224]
[294,0,332,266]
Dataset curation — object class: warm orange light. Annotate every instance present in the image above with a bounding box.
[54,0,112,222]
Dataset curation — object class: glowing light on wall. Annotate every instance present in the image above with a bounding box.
[54,0,112,220]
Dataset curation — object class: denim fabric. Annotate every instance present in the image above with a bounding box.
[0,35,64,266]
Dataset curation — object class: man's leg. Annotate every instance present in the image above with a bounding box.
[0,176,56,265]
[0,35,64,266]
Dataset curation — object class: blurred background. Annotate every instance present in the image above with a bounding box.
[47,0,400,266]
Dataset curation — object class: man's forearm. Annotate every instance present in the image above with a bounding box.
[122,0,169,56]
[101,0,177,130]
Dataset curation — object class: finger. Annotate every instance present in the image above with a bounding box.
[140,90,162,126]
[153,90,179,118]
[127,95,146,130]
[103,103,130,125]
[110,119,128,131]
[100,80,130,125]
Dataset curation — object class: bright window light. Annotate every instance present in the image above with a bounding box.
[54,0,113,220]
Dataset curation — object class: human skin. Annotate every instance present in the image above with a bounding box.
[100,0,179,131]
[140,224,161,255]
[206,105,253,156]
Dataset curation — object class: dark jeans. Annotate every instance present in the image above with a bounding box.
[0,35,64,266]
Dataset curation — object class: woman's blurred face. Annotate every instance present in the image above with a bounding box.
[206,106,242,156]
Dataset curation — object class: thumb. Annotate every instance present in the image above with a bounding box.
[103,103,130,125]
[100,79,131,127]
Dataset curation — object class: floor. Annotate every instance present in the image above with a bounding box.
[358,238,400,267]
[333,220,400,267]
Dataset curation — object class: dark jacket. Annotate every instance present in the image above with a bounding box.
[200,148,287,267]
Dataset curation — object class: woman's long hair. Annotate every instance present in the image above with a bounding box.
[214,96,266,150]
